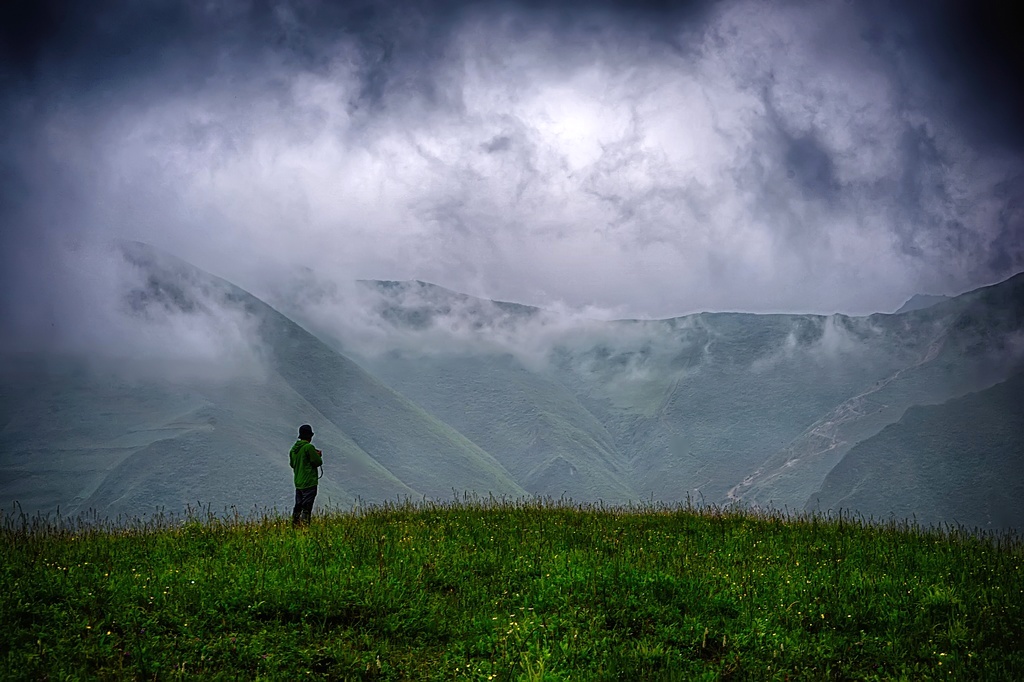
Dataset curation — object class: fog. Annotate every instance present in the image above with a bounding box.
[0,240,269,382]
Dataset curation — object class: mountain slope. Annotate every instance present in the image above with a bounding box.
[727,274,1024,508]
[808,371,1024,530]
[282,278,639,503]
[894,293,951,314]
[302,272,1024,517]
[0,243,525,518]
[363,352,638,503]
[551,313,917,504]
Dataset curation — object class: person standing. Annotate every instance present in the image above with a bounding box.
[290,424,323,527]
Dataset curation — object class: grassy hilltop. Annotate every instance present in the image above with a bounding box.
[3,500,1022,680]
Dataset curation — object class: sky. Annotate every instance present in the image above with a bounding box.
[2,0,1023,345]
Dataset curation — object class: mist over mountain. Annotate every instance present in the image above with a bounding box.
[2,244,1022,530]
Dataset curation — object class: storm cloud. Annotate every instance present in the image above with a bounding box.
[2,0,1023,357]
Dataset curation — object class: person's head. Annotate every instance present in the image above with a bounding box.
[298,424,314,441]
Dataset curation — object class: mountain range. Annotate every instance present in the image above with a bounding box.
[2,243,1021,531]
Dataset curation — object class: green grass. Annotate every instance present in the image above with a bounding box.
[3,498,1022,680]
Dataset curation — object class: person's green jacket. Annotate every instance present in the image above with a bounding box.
[290,439,323,489]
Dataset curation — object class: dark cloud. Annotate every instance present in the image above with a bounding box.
[887,0,1024,152]
[0,0,1022,343]
[987,173,1024,274]
[0,0,64,78]
[782,133,839,203]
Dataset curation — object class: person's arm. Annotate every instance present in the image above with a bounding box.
[308,443,323,468]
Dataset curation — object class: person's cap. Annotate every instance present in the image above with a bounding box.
[299,424,314,439]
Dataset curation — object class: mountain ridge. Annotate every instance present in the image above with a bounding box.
[894,293,952,314]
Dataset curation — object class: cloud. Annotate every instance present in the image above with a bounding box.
[269,275,619,372]
[0,238,268,382]
[1,0,1022,364]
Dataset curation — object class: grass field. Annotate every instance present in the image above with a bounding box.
[3,498,1022,680]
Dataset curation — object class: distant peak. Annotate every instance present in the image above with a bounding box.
[894,293,951,315]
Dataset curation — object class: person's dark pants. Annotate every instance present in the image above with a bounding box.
[293,486,317,527]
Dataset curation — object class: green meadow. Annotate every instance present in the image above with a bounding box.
[3,498,1022,680]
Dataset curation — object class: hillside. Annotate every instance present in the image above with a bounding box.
[809,371,1024,530]
[0,243,524,519]
[380,353,641,502]
[320,274,1024,525]
[4,502,1022,679]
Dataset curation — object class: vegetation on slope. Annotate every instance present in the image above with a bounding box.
[4,499,1022,680]
[811,370,1024,530]
[364,354,637,503]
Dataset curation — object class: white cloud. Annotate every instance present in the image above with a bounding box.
[3,238,269,381]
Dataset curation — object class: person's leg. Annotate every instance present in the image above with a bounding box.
[292,488,304,527]
[299,486,318,525]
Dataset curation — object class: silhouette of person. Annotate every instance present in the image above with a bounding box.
[289,424,322,527]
